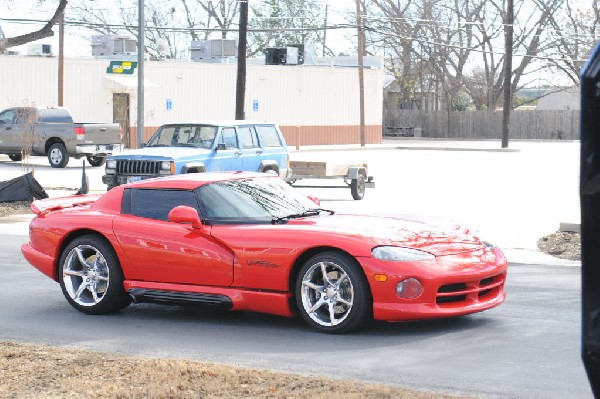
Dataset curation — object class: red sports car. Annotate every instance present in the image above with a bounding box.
[22,172,508,333]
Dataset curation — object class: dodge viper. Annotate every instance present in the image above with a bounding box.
[22,172,508,333]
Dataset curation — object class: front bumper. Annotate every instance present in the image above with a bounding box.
[358,247,509,322]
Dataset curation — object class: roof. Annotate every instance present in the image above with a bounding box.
[125,171,272,190]
[159,120,277,127]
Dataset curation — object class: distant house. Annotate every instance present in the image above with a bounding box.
[536,86,580,110]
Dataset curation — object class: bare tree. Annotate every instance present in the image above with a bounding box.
[248,0,328,57]
[68,0,239,59]
[545,0,598,86]
[0,0,68,51]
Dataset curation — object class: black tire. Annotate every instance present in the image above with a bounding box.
[48,142,69,168]
[295,251,372,333]
[8,154,22,161]
[58,235,130,315]
[86,155,106,167]
[350,173,366,200]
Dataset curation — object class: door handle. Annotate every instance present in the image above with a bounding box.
[5,127,11,130]
[235,151,242,156]
[255,150,263,155]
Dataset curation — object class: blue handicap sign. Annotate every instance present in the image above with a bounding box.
[253,99,259,112]
[166,98,173,111]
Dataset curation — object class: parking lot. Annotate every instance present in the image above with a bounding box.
[0,139,581,264]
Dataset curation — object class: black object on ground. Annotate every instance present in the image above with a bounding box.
[0,172,48,202]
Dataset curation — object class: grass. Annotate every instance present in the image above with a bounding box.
[0,341,468,399]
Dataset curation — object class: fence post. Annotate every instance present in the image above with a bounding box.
[296,126,300,150]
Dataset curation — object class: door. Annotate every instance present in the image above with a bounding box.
[210,127,243,171]
[238,125,264,172]
[113,188,234,286]
[113,93,129,147]
[0,109,21,152]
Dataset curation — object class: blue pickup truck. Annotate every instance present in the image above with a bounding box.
[102,121,291,190]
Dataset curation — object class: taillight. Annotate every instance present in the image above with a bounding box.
[74,127,85,135]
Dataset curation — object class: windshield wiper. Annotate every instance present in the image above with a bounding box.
[272,208,334,224]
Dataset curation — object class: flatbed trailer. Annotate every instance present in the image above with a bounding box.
[287,161,375,200]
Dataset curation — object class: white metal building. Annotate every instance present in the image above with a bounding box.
[0,54,384,147]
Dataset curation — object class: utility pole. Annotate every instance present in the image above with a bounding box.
[501,0,513,148]
[137,0,145,148]
[355,0,366,147]
[235,0,248,120]
[322,4,328,57]
[58,11,64,106]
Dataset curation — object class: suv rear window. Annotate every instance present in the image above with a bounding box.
[256,125,282,147]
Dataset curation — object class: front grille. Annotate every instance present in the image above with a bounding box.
[116,160,161,175]
[436,273,505,305]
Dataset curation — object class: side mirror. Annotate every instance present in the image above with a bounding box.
[216,143,227,151]
[168,206,203,229]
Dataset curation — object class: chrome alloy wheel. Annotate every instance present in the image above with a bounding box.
[49,147,63,165]
[300,261,354,327]
[62,245,110,307]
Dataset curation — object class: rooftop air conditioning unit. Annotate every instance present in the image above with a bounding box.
[91,35,137,57]
[265,45,304,65]
[190,39,237,61]
[27,44,52,56]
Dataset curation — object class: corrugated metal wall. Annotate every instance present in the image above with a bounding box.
[0,55,383,146]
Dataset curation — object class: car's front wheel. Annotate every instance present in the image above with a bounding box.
[295,251,371,333]
[58,235,130,314]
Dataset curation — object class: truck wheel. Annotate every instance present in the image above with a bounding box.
[48,143,69,168]
[86,155,106,167]
[8,154,22,161]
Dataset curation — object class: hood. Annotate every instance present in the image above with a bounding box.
[290,213,485,256]
[110,147,211,160]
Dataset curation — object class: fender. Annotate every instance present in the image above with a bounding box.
[181,162,206,173]
[259,160,279,174]
[346,166,366,179]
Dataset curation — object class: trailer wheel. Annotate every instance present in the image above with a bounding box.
[350,173,366,200]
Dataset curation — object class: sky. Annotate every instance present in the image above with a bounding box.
[0,0,357,58]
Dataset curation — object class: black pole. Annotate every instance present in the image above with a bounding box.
[235,1,248,120]
[501,0,513,148]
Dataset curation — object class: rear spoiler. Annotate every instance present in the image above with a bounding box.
[31,194,102,216]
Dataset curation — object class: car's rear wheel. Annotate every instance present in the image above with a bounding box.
[48,142,69,168]
[58,235,130,314]
[8,154,22,161]
[295,251,371,333]
[86,155,106,167]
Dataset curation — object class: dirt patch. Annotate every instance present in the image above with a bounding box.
[537,231,581,261]
[0,341,467,399]
[0,201,32,217]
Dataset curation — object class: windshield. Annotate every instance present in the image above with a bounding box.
[196,177,326,224]
[146,125,217,149]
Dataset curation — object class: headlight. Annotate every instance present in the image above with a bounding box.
[161,161,173,171]
[372,246,434,261]
[106,160,117,169]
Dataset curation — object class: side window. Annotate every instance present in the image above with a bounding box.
[220,128,238,149]
[256,125,283,147]
[123,188,199,221]
[238,126,259,149]
[0,110,16,124]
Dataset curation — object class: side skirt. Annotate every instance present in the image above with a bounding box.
[123,280,294,317]
[129,288,233,310]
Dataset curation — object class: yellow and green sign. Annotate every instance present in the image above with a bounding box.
[106,61,138,74]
